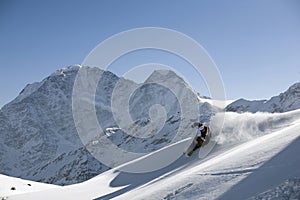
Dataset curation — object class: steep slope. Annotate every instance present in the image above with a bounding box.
[113,110,300,200]
[2,109,300,200]
[226,82,300,113]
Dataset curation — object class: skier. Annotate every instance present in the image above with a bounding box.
[187,122,210,156]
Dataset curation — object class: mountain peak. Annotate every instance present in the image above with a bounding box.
[51,65,81,77]
[145,69,187,86]
[147,69,181,80]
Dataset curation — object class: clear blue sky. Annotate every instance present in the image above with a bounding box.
[1,0,300,107]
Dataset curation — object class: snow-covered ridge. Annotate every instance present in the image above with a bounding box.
[226,82,300,113]
[13,82,44,105]
[198,98,233,109]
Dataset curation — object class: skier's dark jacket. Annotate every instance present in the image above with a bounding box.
[199,126,209,141]
[192,122,209,141]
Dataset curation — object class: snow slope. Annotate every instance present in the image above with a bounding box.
[2,109,300,200]
[113,110,300,200]
[0,174,61,197]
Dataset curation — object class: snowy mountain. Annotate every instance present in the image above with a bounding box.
[226,82,300,113]
[0,66,105,185]
[0,65,216,185]
[1,66,300,199]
